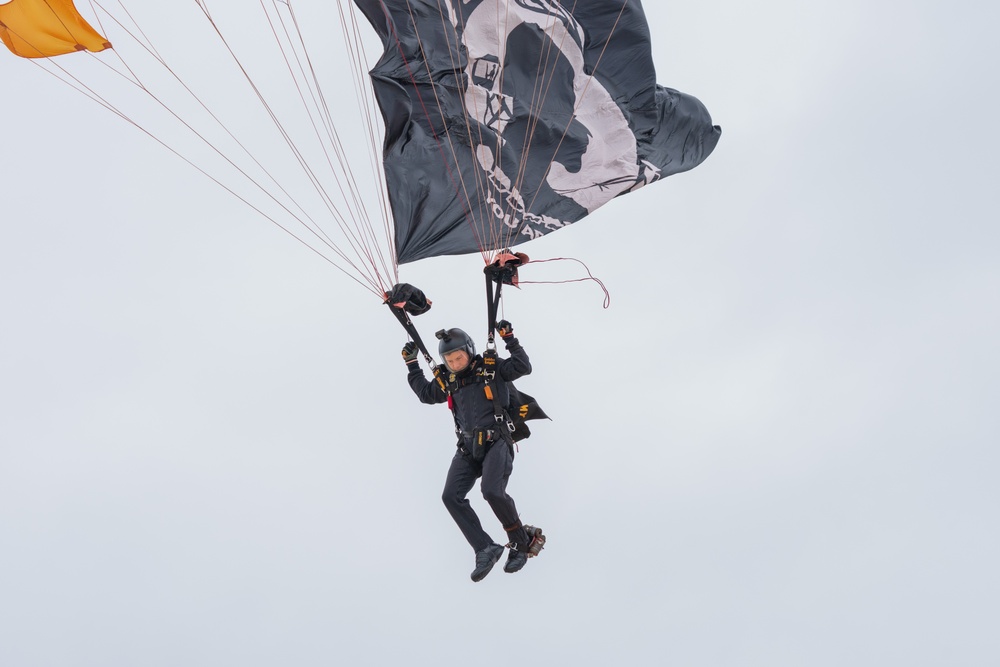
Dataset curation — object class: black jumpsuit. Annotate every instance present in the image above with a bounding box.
[407,336,533,552]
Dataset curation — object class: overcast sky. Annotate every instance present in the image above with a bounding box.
[2,1,998,665]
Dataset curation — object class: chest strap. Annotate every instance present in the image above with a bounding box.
[482,350,515,443]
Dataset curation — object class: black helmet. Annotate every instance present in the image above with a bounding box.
[436,328,476,361]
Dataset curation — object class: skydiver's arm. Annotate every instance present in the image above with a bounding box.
[407,366,449,405]
[499,336,531,381]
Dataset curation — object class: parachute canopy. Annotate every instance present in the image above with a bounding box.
[354,0,721,264]
[0,0,110,58]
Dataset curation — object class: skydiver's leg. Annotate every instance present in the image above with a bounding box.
[480,442,531,548]
[442,448,492,552]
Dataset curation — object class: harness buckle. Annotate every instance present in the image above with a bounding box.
[494,413,515,433]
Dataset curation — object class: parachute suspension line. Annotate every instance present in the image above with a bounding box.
[423,0,529,262]
[352,2,398,282]
[70,1,391,295]
[426,0,571,257]
[91,10,381,290]
[495,0,539,253]
[337,0,397,287]
[261,1,395,291]
[406,0,488,262]
[196,0,354,250]
[268,0,396,287]
[486,0,516,256]
[470,0,510,258]
[262,1,361,230]
[84,0,112,46]
[96,0,212,102]
[28,58,131,131]
[407,0,581,261]
[193,1,391,294]
[445,0,512,258]
[487,0,516,256]
[5,20,148,132]
[90,0,379,286]
[433,0,493,254]
[398,0,491,261]
[273,2,339,145]
[501,0,585,252]
[26,54,383,300]
[441,0,565,263]
[376,1,485,262]
[518,0,631,235]
[513,2,566,171]
[450,0,494,229]
[506,0,582,250]
[97,0,174,71]
[334,0,398,284]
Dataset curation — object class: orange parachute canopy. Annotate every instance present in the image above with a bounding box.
[0,0,110,58]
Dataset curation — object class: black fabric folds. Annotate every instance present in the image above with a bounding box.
[354,0,721,264]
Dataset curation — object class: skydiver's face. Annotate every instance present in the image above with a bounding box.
[444,350,471,372]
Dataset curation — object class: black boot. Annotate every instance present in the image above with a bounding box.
[470,543,505,582]
[504,546,528,573]
[505,525,545,573]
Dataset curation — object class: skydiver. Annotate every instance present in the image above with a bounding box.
[402,320,542,582]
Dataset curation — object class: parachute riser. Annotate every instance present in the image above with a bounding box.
[385,282,437,367]
[385,301,436,369]
[483,251,527,346]
[485,276,503,350]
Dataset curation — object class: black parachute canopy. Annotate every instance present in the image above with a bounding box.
[354,0,721,264]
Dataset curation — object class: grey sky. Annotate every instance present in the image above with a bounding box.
[2,1,998,665]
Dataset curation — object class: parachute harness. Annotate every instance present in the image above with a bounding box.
[386,252,547,452]
[482,252,528,445]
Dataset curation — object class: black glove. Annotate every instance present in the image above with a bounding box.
[401,341,419,364]
[496,320,514,339]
